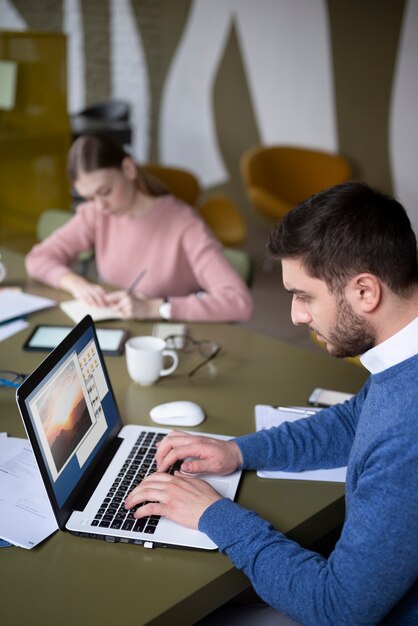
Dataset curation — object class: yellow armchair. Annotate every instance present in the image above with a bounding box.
[198,193,247,247]
[142,164,200,207]
[240,145,352,221]
[141,164,247,247]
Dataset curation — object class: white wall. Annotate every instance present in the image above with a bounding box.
[1,0,418,233]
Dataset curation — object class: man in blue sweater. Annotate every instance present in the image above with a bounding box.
[125,182,418,626]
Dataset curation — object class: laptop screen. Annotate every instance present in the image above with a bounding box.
[18,317,121,509]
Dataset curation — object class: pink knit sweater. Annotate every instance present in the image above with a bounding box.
[25,195,253,322]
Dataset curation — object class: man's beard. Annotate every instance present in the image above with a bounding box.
[322,294,376,358]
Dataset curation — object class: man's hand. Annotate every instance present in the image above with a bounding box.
[124,471,222,529]
[155,431,243,475]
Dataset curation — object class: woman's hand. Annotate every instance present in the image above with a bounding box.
[103,291,163,319]
[59,273,108,306]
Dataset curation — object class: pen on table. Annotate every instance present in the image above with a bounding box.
[126,269,147,295]
[275,406,317,415]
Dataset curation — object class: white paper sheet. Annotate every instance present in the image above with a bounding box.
[255,405,347,482]
[0,319,29,342]
[0,435,58,548]
[0,291,56,324]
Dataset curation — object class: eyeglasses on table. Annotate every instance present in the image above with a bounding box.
[0,370,28,390]
[164,335,221,377]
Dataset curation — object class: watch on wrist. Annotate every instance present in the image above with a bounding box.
[159,299,171,320]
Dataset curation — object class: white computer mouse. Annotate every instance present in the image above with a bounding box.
[149,401,205,427]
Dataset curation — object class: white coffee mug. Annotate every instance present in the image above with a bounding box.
[125,336,178,386]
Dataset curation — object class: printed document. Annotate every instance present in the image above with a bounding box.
[255,405,347,482]
[0,434,58,548]
[0,290,56,324]
[0,319,28,342]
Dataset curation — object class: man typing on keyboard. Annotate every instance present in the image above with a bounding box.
[125,182,418,626]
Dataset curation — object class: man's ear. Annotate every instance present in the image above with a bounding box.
[121,156,137,181]
[347,273,381,313]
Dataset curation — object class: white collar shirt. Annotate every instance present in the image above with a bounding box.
[360,315,418,375]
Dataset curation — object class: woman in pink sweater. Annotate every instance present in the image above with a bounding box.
[25,134,253,322]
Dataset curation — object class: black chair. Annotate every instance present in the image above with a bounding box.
[70,100,132,145]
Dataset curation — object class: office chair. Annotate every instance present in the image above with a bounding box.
[142,164,248,248]
[77,100,130,122]
[141,164,201,207]
[240,145,352,221]
[36,209,94,275]
[36,208,72,242]
[71,100,132,145]
[223,246,253,287]
[198,193,247,247]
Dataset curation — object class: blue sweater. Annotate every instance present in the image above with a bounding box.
[199,354,418,625]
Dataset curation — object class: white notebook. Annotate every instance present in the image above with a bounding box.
[60,299,123,323]
[255,404,347,482]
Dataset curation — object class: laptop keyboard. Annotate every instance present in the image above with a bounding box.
[92,431,181,535]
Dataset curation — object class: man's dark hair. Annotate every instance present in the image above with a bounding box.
[268,181,418,295]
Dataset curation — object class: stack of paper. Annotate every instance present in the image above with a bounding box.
[0,319,28,342]
[255,405,347,482]
[0,290,56,324]
[0,433,58,548]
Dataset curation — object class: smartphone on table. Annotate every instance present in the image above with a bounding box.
[152,323,187,349]
[308,387,354,407]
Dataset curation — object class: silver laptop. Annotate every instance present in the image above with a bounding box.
[16,315,241,550]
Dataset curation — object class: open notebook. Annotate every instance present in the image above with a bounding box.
[60,299,123,323]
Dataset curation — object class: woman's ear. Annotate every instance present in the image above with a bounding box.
[121,156,137,181]
[347,273,382,313]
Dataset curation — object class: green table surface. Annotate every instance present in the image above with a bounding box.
[0,248,368,626]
